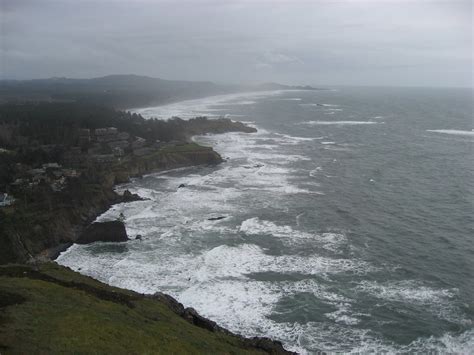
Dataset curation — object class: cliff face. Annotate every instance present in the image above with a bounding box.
[112,146,222,184]
[0,146,222,264]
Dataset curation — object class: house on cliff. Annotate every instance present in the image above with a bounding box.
[0,193,15,207]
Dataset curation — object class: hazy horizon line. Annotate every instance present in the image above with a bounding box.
[1,73,473,90]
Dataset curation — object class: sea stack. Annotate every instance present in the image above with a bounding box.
[76,221,129,244]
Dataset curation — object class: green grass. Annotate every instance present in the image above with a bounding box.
[0,263,265,354]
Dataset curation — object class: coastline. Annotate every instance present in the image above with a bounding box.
[0,109,257,265]
[48,136,295,354]
[43,145,224,261]
[0,111,296,352]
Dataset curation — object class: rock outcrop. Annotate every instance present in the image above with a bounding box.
[208,216,226,221]
[76,221,128,244]
[121,189,143,202]
[149,292,295,354]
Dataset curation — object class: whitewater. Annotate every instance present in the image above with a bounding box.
[58,86,474,353]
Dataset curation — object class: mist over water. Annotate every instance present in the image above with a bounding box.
[57,87,474,353]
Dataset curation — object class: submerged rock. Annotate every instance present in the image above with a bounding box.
[76,221,128,244]
[178,183,186,189]
[208,216,226,221]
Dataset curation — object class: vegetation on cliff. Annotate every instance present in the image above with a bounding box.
[0,263,291,354]
[0,102,255,155]
[0,102,253,264]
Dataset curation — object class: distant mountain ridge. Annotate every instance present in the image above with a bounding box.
[0,74,321,109]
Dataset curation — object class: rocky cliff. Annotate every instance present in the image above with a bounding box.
[0,145,222,264]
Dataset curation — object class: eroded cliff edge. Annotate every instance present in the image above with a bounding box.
[0,263,294,354]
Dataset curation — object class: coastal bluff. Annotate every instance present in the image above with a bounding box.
[0,262,295,354]
[0,102,297,354]
[0,143,224,264]
[0,103,254,265]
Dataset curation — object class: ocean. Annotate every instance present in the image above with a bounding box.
[57,87,474,353]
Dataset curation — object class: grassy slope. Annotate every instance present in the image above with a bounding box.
[0,263,265,354]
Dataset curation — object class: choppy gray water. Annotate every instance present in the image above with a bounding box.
[58,87,474,353]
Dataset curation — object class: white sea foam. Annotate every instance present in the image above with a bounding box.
[58,242,373,293]
[299,324,474,354]
[301,121,383,126]
[273,133,320,145]
[426,129,474,137]
[355,280,457,304]
[273,98,302,101]
[231,100,257,105]
[309,167,323,177]
[57,93,472,354]
[324,307,361,325]
[57,241,373,355]
[131,90,288,120]
[240,218,348,252]
[354,280,469,324]
[347,329,474,354]
[200,243,360,278]
[178,277,368,354]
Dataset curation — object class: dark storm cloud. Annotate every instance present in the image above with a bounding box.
[1,0,472,87]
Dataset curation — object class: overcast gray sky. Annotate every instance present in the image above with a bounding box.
[1,0,472,87]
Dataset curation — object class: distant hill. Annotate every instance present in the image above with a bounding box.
[0,75,321,109]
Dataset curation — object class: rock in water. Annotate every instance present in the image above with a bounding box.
[208,216,226,221]
[76,221,128,244]
[122,189,143,202]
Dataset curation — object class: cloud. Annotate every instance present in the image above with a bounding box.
[0,0,472,87]
[255,62,272,70]
[254,51,304,71]
[262,52,304,65]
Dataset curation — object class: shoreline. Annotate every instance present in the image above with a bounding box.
[46,158,222,261]
[48,140,295,354]
[0,110,256,265]
[41,122,296,353]
[0,99,293,352]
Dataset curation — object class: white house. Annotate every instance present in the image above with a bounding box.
[0,193,14,207]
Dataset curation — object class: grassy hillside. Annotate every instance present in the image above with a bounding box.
[0,263,290,354]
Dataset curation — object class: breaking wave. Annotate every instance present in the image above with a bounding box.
[427,129,474,137]
[301,121,383,126]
